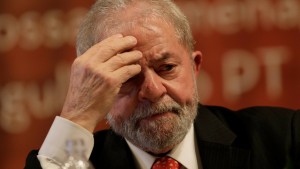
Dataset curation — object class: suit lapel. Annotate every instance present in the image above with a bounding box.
[198,141,250,169]
[195,105,251,169]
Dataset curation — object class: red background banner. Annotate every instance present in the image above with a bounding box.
[0,0,299,168]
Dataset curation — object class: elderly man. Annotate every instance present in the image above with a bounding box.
[25,0,300,169]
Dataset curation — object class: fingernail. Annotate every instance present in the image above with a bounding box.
[114,34,123,38]
[127,36,137,44]
[137,51,143,58]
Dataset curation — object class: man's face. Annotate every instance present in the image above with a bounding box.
[106,18,202,154]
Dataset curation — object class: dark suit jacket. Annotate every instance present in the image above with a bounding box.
[25,105,300,169]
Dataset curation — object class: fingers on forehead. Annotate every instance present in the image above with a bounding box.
[99,34,137,54]
[84,34,138,62]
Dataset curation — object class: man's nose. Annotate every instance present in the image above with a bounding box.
[138,71,167,102]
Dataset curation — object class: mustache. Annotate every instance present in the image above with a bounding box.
[129,98,183,122]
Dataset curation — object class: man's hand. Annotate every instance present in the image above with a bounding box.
[60,34,142,132]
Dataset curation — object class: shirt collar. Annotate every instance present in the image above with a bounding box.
[126,124,199,169]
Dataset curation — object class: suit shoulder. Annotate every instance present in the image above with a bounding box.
[200,105,240,124]
[200,105,298,138]
[237,106,297,124]
[203,105,297,122]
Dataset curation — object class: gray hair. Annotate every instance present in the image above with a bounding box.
[76,0,195,56]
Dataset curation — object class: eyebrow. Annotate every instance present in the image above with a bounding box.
[151,52,172,64]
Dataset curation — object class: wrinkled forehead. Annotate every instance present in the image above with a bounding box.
[101,18,177,46]
[97,1,177,41]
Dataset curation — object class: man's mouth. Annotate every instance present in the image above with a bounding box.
[139,111,175,123]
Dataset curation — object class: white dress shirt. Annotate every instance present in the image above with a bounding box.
[38,116,202,169]
[38,116,94,168]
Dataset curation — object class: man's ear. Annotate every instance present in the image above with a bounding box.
[192,51,202,75]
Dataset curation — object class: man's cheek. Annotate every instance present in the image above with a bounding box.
[171,84,195,105]
[112,97,136,117]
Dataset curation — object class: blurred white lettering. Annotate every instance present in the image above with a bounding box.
[0,8,86,52]
[0,1,299,52]
[222,47,290,102]
[0,14,19,52]
[0,63,69,133]
[259,47,289,98]
[180,0,300,34]
[42,10,66,48]
[0,83,30,133]
[19,12,43,50]
[276,0,299,30]
[222,50,260,101]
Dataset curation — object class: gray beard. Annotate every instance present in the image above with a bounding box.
[106,94,198,153]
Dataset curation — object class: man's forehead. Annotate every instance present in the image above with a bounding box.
[100,17,167,42]
[118,1,149,20]
[102,0,174,38]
